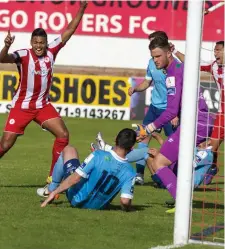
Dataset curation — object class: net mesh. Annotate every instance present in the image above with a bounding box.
[190,39,224,245]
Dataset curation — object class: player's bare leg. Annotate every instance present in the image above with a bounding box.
[146,148,166,189]
[0,132,18,157]
[62,145,79,163]
[37,145,79,198]
[42,117,69,181]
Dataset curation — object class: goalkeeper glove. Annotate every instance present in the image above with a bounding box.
[132,124,151,141]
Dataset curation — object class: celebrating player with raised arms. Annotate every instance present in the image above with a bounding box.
[39,128,136,211]
[0,1,88,184]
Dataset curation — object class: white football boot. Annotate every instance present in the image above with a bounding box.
[37,184,50,198]
[135,173,144,185]
[96,132,106,150]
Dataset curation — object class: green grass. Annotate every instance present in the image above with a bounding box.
[0,115,223,249]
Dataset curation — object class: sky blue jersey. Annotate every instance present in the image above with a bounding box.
[67,150,136,210]
[145,58,167,109]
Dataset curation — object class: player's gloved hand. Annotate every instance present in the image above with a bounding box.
[132,124,151,142]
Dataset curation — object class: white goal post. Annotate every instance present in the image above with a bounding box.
[174,0,224,247]
[174,0,204,246]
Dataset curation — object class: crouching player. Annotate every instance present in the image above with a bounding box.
[38,128,137,211]
[131,37,214,212]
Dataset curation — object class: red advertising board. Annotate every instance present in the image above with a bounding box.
[0,0,223,41]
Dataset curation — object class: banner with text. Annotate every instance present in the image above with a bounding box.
[0,0,223,41]
[0,71,130,120]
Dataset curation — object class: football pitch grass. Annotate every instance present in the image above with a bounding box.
[0,115,223,249]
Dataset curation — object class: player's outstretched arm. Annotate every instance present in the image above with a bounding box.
[205,1,225,15]
[41,172,82,207]
[0,30,16,64]
[174,51,185,63]
[61,1,88,45]
[128,79,152,96]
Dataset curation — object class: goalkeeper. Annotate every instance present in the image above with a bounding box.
[132,37,214,203]
[128,30,178,185]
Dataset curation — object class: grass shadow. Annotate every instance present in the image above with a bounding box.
[193,200,224,210]
[106,203,151,212]
[194,187,224,192]
[0,184,45,188]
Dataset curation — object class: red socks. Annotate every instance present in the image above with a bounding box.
[49,138,69,176]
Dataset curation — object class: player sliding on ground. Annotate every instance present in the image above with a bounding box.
[0,1,88,184]
[132,37,214,212]
[38,128,137,211]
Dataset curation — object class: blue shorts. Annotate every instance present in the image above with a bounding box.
[143,104,176,136]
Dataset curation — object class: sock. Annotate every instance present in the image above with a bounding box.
[0,145,5,158]
[151,174,165,188]
[48,158,80,192]
[48,154,64,192]
[126,147,149,163]
[169,162,178,176]
[49,138,69,176]
[156,167,177,199]
[135,142,148,174]
[63,159,80,178]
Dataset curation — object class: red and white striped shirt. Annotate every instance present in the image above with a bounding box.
[12,36,64,109]
[201,61,224,113]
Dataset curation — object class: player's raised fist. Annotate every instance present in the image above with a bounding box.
[128,87,135,96]
[169,42,175,53]
[204,9,209,15]
[4,30,15,48]
[80,0,88,8]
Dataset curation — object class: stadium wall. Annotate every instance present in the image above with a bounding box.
[0,32,217,69]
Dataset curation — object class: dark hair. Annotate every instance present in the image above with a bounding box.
[216,41,224,47]
[149,36,170,51]
[148,31,168,41]
[115,128,136,152]
[31,28,47,39]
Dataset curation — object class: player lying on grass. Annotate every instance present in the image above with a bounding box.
[0,1,88,185]
[171,40,224,184]
[131,37,214,208]
[91,132,213,190]
[38,128,137,211]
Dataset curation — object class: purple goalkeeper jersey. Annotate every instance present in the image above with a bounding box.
[153,59,211,129]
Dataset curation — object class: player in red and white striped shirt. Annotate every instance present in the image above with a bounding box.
[0,1,88,183]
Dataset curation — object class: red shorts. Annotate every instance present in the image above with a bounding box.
[211,112,224,140]
[4,103,60,135]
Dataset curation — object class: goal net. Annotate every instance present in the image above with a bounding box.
[174,0,224,247]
